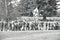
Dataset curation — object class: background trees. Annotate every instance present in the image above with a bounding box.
[0,0,57,20]
[36,0,57,20]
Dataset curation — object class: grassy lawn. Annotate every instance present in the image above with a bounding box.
[0,30,60,40]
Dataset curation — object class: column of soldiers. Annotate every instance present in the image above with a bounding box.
[0,20,59,31]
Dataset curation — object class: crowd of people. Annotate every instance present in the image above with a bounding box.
[0,19,59,31]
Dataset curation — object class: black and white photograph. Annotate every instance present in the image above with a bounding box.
[0,0,60,40]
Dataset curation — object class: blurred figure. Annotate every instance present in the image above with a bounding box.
[54,22,58,30]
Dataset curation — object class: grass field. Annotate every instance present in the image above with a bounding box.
[0,30,60,40]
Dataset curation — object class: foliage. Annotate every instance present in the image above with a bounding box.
[36,0,57,17]
[0,0,57,20]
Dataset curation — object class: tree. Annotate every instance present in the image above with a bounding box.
[36,0,57,20]
[1,0,57,21]
[0,0,6,20]
[0,0,14,21]
[1,0,21,21]
[16,0,36,16]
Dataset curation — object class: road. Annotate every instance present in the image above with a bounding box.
[0,30,60,40]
